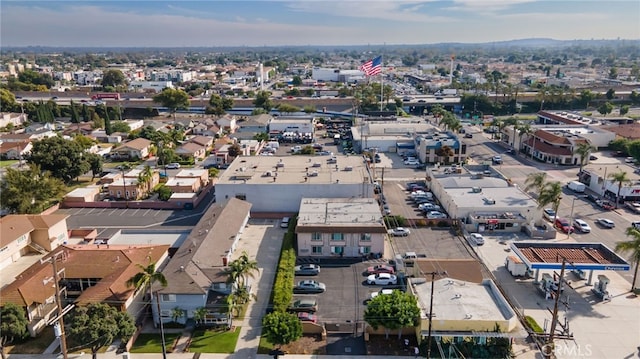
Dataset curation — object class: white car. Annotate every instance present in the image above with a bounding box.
[369,288,394,300]
[596,218,615,228]
[543,208,556,221]
[388,227,410,236]
[469,233,485,245]
[573,219,592,233]
[426,211,447,219]
[492,155,502,164]
[404,159,420,166]
[165,163,181,169]
[367,273,398,285]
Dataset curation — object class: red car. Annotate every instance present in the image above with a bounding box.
[297,312,318,323]
[366,264,395,275]
[554,217,574,234]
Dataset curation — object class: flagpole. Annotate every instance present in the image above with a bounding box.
[380,54,383,111]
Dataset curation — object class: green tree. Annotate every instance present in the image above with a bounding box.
[537,181,564,223]
[276,103,300,115]
[228,143,242,157]
[364,290,420,339]
[605,88,616,100]
[578,90,596,109]
[81,103,90,122]
[224,251,259,290]
[291,75,302,86]
[156,185,172,201]
[574,142,595,172]
[261,312,303,349]
[66,303,135,359]
[101,69,126,88]
[72,134,95,150]
[608,171,630,208]
[110,121,131,133]
[193,307,208,327]
[208,94,234,115]
[620,105,630,116]
[171,307,185,324]
[253,132,269,142]
[101,105,112,135]
[598,102,614,116]
[0,164,65,214]
[617,228,640,292]
[0,89,17,112]
[517,123,533,155]
[1,303,29,359]
[18,69,54,88]
[153,88,190,120]
[86,153,103,181]
[27,136,90,184]
[253,90,273,112]
[525,172,547,195]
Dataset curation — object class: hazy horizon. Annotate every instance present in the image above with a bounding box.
[1,1,639,48]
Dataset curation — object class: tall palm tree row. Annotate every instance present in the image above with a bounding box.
[608,171,631,208]
[617,228,640,292]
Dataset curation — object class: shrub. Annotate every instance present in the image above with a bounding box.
[524,316,543,333]
[271,217,297,312]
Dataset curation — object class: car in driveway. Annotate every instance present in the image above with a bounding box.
[554,217,574,233]
[468,233,485,245]
[543,208,556,221]
[595,218,615,228]
[367,273,398,285]
[573,219,592,233]
[293,280,326,294]
[297,312,318,323]
[165,163,181,169]
[369,288,394,301]
[294,264,320,276]
[289,298,318,313]
[388,227,410,236]
[366,264,395,275]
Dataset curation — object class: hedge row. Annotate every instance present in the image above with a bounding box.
[524,315,543,333]
[271,218,297,313]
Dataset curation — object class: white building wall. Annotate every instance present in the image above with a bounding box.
[268,120,314,134]
[297,232,385,258]
[215,183,374,213]
[311,68,340,82]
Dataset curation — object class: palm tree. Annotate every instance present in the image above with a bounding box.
[518,123,533,157]
[524,172,548,195]
[574,142,595,172]
[609,171,631,208]
[193,307,208,327]
[537,181,564,222]
[171,307,185,324]
[224,251,259,290]
[617,228,640,292]
[126,260,168,359]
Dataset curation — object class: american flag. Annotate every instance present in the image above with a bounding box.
[360,56,382,76]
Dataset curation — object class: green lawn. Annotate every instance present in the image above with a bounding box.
[130,333,180,353]
[188,327,241,353]
[0,160,18,168]
[257,335,274,354]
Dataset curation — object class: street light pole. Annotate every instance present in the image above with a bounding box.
[567,197,577,240]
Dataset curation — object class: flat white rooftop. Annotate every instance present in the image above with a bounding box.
[297,198,383,227]
[217,155,369,185]
[411,278,509,321]
[448,187,535,208]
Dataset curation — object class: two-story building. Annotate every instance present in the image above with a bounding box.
[295,198,387,258]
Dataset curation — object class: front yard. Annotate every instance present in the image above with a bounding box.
[129,333,180,353]
[187,327,241,353]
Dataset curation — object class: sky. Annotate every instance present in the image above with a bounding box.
[1,1,639,47]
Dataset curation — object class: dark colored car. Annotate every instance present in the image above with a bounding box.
[289,298,318,313]
[366,264,395,275]
[293,280,326,294]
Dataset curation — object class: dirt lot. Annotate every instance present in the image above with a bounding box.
[278,334,421,356]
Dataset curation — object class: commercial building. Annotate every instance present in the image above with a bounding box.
[295,198,387,258]
[215,155,374,213]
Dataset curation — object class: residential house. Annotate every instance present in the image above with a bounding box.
[176,168,210,187]
[0,244,168,336]
[0,140,31,160]
[165,177,201,194]
[64,186,102,203]
[155,198,252,325]
[216,114,238,133]
[0,112,28,128]
[192,119,223,138]
[111,138,152,160]
[108,168,160,200]
[176,142,206,161]
[295,198,387,258]
[0,214,69,270]
[62,123,94,137]
[189,135,214,150]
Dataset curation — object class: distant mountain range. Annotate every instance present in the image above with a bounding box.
[3,38,639,53]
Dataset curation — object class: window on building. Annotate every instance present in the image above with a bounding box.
[235,194,247,200]
[311,233,322,241]
[312,246,323,254]
[360,233,371,241]
[359,246,371,254]
[331,233,344,241]
[331,246,344,255]
[161,294,176,302]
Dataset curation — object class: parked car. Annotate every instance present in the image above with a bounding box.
[419,203,442,212]
[404,159,420,166]
[492,155,502,164]
[289,298,318,313]
[426,211,447,219]
[573,219,592,233]
[294,264,320,276]
[464,133,473,138]
[589,155,598,160]
[595,218,615,228]
[297,312,318,323]
[469,233,485,245]
[596,200,615,210]
[584,194,598,203]
[165,163,181,169]
[625,157,635,163]
[293,280,326,294]
[388,227,410,236]
[367,273,398,285]
[366,264,395,275]
[382,204,391,215]
[543,208,556,221]
[280,217,290,228]
[554,217,574,233]
[632,221,640,229]
[369,288,394,301]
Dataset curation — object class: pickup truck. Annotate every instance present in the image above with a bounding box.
[596,199,614,210]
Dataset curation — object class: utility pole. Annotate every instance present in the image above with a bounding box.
[42,252,70,359]
[544,258,574,357]
[426,271,446,359]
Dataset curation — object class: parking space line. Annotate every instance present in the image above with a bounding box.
[86,208,96,215]
[143,209,151,217]
[131,209,140,216]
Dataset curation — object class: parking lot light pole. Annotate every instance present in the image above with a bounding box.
[567,197,577,240]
